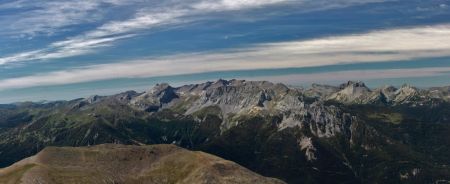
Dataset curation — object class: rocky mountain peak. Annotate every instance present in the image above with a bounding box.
[151,83,174,94]
[369,85,398,103]
[393,84,420,103]
[339,81,368,89]
[397,84,417,92]
[429,86,450,101]
[85,95,103,104]
[130,83,178,112]
[327,81,371,103]
[216,78,231,85]
[395,84,419,97]
[207,79,230,89]
[112,90,140,102]
[339,81,371,95]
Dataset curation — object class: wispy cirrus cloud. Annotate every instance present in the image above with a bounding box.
[192,0,288,11]
[0,0,291,66]
[0,34,133,65]
[0,0,139,37]
[0,0,394,66]
[1,24,450,90]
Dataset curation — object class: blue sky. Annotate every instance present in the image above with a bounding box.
[0,0,450,103]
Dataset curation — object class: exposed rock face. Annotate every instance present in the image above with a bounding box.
[85,95,103,104]
[113,90,140,102]
[298,136,317,161]
[131,83,179,112]
[429,86,450,101]
[379,85,397,101]
[122,79,450,136]
[328,81,381,104]
[124,80,361,135]
[126,80,450,117]
[182,80,290,114]
[119,79,450,138]
[393,85,419,103]
[0,144,285,184]
[277,102,353,138]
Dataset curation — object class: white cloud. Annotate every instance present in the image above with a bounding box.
[0,64,448,90]
[0,35,133,65]
[85,9,188,38]
[0,0,289,66]
[75,0,295,40]
[0,50,46,65]
[0,0,395,66]
[0,1,127,37]
[1,24,450,90]
[192,0,289,11]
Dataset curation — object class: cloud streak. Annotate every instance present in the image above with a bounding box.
[0,0,394,66]
[0,0,290,66]
[0,0,138,37]
[1,24,450,90]
[1,64,449,90]
[0,34,134,65]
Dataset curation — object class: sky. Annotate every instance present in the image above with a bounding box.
[0,0,450,103]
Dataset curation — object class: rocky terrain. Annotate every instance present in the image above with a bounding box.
[0,144,283,184]
[0,79,449,183]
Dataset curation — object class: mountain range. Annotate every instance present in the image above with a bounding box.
[0,79,449,183]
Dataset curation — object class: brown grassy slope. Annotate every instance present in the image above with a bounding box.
[0,144,285,184]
